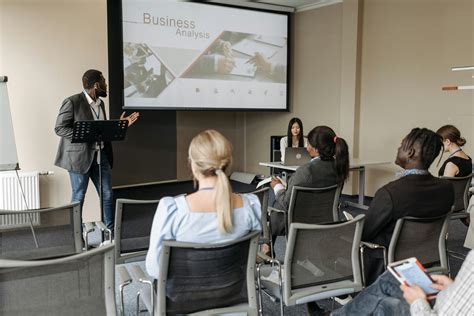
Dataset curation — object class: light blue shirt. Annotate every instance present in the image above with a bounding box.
[145,193,262,279]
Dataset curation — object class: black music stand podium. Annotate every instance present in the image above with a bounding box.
[72,119,128,242]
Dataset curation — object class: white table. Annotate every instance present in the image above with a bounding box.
[259,159,391,208]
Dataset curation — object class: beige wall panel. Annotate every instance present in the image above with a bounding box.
[176,112,244,180]
[245,4,343,176]
[0,0,108,221]
[360,0,473,195]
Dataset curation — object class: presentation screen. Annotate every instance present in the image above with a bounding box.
[121,0,289,110]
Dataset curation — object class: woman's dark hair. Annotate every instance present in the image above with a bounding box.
[436,125,466,147]
[307,126,349,184]
[402,128,444,170]
[286,117,305,148]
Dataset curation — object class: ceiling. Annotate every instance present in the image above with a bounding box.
[247,0,342,11]
[206,0,342,12]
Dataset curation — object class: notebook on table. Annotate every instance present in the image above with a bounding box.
[283,148,311,166]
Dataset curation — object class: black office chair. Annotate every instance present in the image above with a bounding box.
[257,216,365,315]
[131,231,260,315]
[441,174,473,262]
[0,202,82,260]
[360,213,451,285]
[0,243,116,315]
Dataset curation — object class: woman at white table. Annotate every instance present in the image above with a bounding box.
[280,117,308,163]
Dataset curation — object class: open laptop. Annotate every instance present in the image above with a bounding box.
[283,147,311,166]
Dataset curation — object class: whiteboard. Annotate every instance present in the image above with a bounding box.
[0,79,19,171]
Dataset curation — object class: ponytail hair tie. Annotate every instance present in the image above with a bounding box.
[333,136,338,143]
[215,169,223,175]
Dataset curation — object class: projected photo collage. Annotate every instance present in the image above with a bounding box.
[123,31,287,100]
[121,0,288,109]
[183,31,287,83]
[123,43,175,98]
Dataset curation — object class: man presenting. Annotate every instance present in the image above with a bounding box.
[54,69,139,232]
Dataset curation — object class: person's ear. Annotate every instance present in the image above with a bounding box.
[407,147,416,159]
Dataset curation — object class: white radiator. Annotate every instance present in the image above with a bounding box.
[0,170,40,227]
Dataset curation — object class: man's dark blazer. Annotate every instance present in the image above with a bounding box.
[362,174,455,248]
[54,92,113,174]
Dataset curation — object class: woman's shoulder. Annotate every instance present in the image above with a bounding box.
[237,193,262,222]
[158,195,187,214]
[451,155,472,162]
[447,155,472,167]
[240,193,261,207]
[311,157,336,168]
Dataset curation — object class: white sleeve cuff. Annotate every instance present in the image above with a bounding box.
[273,184,285,195]
[410,298,433,316]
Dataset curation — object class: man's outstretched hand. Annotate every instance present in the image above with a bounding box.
[120,111,140,127]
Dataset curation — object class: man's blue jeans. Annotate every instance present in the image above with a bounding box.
[69,152,114,230]
[332,271,411,315]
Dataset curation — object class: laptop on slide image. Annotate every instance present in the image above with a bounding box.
[283,148,311,166]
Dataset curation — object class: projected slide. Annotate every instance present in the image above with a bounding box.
[122,0,288,110]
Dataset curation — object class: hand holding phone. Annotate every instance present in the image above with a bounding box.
[430,274,454,291]
[400,283,428,305]
[388,258,439,297]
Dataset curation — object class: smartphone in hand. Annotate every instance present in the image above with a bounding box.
[388,257,439,298]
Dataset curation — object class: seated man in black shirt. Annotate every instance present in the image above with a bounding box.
[362,128,454,285]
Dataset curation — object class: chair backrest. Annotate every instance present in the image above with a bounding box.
[249,187,270,243]
[388,213,451,274]
[114,198,159,264]
[288,184,341,226]
[0,202,82,260]
[157,231,260,315]
[283,215,365,301]
[0,243,116,316]
[440,174,473,212]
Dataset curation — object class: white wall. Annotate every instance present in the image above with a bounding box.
[359,0,474,194]
[0,0,108,221]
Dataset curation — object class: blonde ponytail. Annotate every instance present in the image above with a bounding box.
[215,169,233,233]
[188,130,234,233]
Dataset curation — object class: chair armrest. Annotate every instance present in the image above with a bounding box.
[95,221,107,231]
[361,241,385,249]
[83,222,95,233]
[95,221,112,243]
[117,265,132,316]
[267,206,285,215]
[360,241,388,274]
[82,222,96,250]
[129,265,154,314]
[257,251,281,265]
[345,202,369,211]
[117,265,132,286]
[129,264,153,285]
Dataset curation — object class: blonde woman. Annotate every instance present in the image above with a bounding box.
[145,130,262,279]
